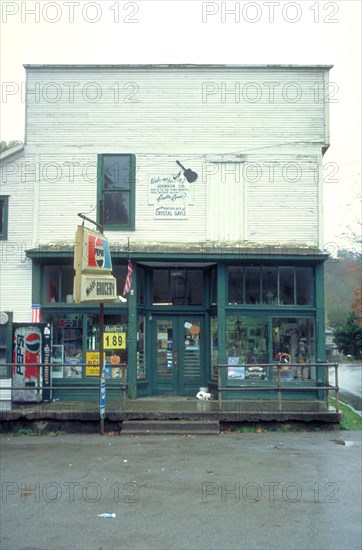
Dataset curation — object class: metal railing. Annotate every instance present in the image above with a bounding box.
[1,362,128,406]
[217,362,340,412]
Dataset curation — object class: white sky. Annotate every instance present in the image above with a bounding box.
[0,0,361,251]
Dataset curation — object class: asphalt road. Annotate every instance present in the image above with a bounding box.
[329,363,362,413]
[1,431,361,550]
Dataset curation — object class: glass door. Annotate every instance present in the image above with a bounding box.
[153,317,204,395]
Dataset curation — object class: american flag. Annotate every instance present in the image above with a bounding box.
[31,304,41,323]
[122,259,133,296]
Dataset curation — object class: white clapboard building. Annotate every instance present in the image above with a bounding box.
[0,64,332,401]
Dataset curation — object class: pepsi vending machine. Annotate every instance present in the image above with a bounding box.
[12,323,51,402]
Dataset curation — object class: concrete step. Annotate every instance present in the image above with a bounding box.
[121,420,220,435]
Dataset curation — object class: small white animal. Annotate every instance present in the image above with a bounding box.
[196,391,213,401]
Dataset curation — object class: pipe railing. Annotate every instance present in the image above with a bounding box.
[217,362,340,412]
[1,363,129,428]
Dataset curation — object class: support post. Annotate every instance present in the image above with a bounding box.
[99,302,105,434]
[98,200,105,435]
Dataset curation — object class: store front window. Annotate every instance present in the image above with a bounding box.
[42,264,128,304]
[43,266,74,304]
[210,315,218,380]
[46,313,83,378]
[226,316,269,380]
[137,315,146,380]
[272,317,316,380]
[86,314,128,379]
[46,313,131,379]
[223,315,316,382]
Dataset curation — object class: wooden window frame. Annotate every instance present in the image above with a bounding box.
[97,154,136,231]
[0,196,9,240]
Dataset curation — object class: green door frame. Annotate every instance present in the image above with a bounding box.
[151,314,205,396]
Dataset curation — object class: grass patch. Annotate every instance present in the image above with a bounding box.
[329,398,362,430]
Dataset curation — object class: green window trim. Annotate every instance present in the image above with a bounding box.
[0,196,9,240]
[97,153,136,231]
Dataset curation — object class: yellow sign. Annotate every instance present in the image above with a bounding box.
[85,351,104,376]
[103,332,126,350]
[86,365,100,377]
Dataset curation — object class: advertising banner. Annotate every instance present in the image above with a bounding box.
[73,226,117,303]
[12,324,47,402]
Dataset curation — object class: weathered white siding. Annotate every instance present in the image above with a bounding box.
[0,151,34,321]
[25,65,330,153]
[1,65,331,322]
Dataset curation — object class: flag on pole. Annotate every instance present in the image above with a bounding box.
[31,304,41,323]
[122,258,133,296]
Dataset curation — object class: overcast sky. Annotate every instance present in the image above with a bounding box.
[1,0,361,251]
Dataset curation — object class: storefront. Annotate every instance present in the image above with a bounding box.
[27,245,327,400]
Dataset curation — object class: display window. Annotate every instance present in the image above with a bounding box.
[86,314,128,379]
[226,316,269,380]
[137,315,146,380]
[45,313,83,378]
[272,317,316,380]
[210,315,219,380]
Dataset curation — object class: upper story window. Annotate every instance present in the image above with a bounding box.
[97,154,136,230]
[0,196,9,240]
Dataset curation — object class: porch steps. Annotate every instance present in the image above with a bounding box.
[121,419,220,435]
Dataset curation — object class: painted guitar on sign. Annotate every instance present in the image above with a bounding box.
[176,160,198,183]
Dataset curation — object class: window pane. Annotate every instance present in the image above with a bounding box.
[296,267,313,305]
[113,265,127,297]
[103,155,130,190]
[228,267,243,304]
[0,201,4,237]
[226,316,269,379]
[137,266,146,305]
[44,313,83,378]
[187,270,203,305]
[279,267,295,305]
[137,315,146,379]
[170,269,187,305]
[43,266,60,303]
[210,267,217,306]
[104,191,130,225]
[61,266,74,303]
[210,316,218,380]
[273,317,316,380]
[245,267,260,304]
[262,267,277,305]
[153,270,169,304]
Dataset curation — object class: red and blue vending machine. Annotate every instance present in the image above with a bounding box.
[12,323,52,402]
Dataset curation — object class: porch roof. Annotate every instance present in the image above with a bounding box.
[26,241,329,263]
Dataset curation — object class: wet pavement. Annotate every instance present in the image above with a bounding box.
[329,363,362,414]
[1,430,361,550]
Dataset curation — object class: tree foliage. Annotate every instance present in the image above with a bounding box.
[0,140,23,154]
[325,250,361,327]
[333,312,362,359]
[351,287,362,328]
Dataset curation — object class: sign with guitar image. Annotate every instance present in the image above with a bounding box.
[176,160,198,183]
[149,163,196,219]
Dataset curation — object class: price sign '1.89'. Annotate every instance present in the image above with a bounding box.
[103,332,126,350]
